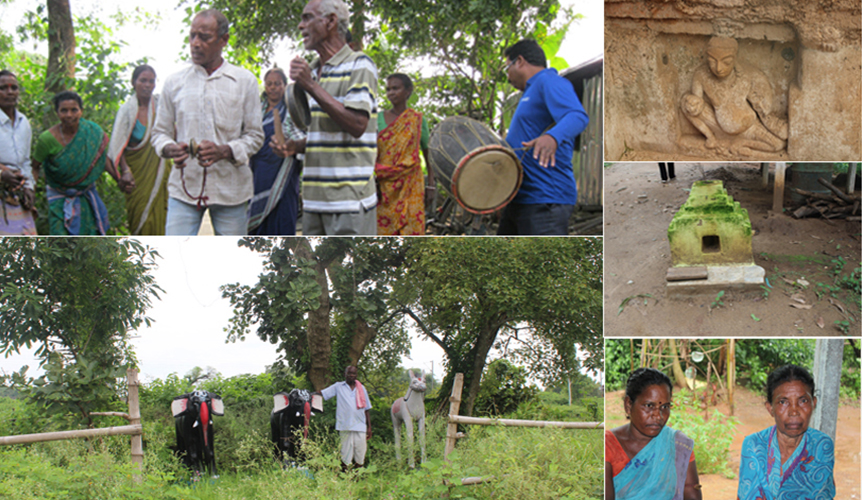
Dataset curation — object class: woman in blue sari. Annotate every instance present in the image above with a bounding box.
[605,368,702,500]
[737,364,835,500]
[247,67,302,235]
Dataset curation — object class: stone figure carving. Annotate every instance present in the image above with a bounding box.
[681,37,788,158]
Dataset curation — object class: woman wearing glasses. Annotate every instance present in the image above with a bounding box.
[605,368,702,500]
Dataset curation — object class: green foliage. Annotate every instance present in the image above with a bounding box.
[222,238,411,390]
[0,441,188,500]
[841,340,861,401]
[377,0,568,128]
[711,290,725,309]
[837,265,861,312]
[604,339,633,392]
[617,293,653,315]
[0,369,601,500]
[399,237,603,412]
[453,426,603,500]
[7,8,146,234]
[667,395,739,478]
[735,339,815,394]
[0,238,161,422]
[473,359,539,416]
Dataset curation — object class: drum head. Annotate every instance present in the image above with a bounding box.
[453,145,522,214]
[287,83,310,132]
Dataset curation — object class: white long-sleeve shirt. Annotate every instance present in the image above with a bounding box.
[0,109,35,190]
[151,61,264,206]
[321,381,372,432]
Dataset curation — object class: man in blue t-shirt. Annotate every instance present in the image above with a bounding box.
[499,39,589,235]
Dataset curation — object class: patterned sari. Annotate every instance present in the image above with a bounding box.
[737,426,835,500]
[109,95,171,235]
[247,99,301,235]
[0,198,36,235]
[611,426,694,500]
[375,108,425,235]
[35,119,110,235]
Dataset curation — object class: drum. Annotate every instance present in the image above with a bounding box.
[428,116,522,214]
[287,83,310,132]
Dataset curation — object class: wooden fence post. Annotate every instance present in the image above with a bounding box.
[127,368,143,483]
[727,340,736,416]
[444,373,464,461]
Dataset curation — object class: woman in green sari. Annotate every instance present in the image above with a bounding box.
[33,91,132,235]
[108,64,172,235]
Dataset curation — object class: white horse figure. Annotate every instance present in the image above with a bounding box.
[391,370,427,468]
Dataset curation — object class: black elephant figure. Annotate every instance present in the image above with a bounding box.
[172,390,224,478]
[271,389,315,463]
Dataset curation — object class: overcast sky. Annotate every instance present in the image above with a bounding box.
[0,237,449,384]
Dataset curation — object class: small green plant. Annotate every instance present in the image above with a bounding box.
[759,285,770,299]
[667,407,739,479]
[751,314,761,322]
[835,320,851,335]
[831,256,847,276]
[618,294,654,316]
[711,290,725,309]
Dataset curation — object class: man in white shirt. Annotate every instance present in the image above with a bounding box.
[0,70,36,234]
[318,366,373,471]
[151,9,263,235]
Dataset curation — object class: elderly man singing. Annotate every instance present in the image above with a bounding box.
[273,0,379,235]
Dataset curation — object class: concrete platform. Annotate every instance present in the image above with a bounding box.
[666,264,765,297]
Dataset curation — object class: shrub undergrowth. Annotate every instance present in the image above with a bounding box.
[0,383,602,500]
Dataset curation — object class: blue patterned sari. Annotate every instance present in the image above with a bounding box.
[737,426,835,500]
[614,426,694,500]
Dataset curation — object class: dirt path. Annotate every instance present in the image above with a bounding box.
[605,386,861,499]
[604,163,861,337]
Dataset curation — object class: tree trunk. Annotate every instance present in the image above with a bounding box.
[668,339,690,390]
[347,317,376,367]
[46,0,76,93]
[350,0,365,50]
[463,312,507,417]
[296,238,332,391]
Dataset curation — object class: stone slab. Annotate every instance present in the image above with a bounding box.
[667,267,709,281]
[666,264,765,297]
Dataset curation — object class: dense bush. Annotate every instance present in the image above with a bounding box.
[0,367,602,499]
[0,405,600,499]
[473,359,539,416]
[667,389,739,479]
[735,339,814,394]
[841,340,861,402]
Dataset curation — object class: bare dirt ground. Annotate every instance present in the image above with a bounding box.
[604,163,861,337]
[605,386,861,500]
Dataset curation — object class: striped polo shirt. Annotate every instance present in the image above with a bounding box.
[303,44,378,213]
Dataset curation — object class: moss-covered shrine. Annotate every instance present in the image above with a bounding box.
[668,180,755,267]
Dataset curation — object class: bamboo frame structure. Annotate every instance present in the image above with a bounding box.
[444,373,603,463]
[0,368,144,482]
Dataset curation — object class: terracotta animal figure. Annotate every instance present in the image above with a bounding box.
[390,370,427,468]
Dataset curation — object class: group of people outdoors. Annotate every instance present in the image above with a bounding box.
[606,365,835,500]
[0,0,587,236]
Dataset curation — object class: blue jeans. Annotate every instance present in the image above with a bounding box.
[166,197,248,235]
[496,202,573,235]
